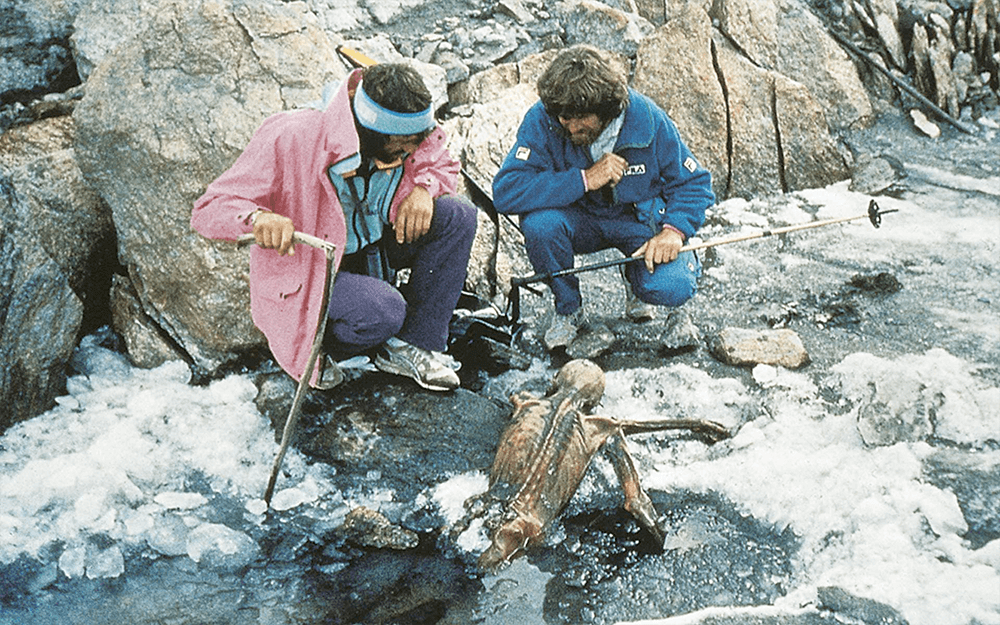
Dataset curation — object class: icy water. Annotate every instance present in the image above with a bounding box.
[2,116,999,624]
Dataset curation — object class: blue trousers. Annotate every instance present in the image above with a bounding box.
[323,194,477,356]
[519,207,701,316]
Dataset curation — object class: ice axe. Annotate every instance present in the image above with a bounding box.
[236,231,337,508]
[507,199,898,324]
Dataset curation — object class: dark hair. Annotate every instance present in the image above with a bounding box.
[361,63,433,114]
[537,45,629,122]
[355,63,434,160]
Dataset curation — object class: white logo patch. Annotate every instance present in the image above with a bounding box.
[515,146,531,161]
[624,163,646,177]
[683,157,698,173]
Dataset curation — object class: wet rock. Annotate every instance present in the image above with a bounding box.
[848,271,903,294]
[850,153,906,194]
[291,375,510,500]
[708,327,810,368]
[567,320,617,359]
[660,309,701,351]
[314,550,480,625]
[0,115,114,430]
[543,490,798,624]
[923,448,1000,549]
[817,586,910,625]
[338,506,420,550]
[110,274,185,368]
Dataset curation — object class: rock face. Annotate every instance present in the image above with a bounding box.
[0,116,115,429]
[72,0,346,375]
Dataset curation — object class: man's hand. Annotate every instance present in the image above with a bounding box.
[584,153,629,190]
[632,227,684,273]
[252,211,296,256]
[394,185,434,244]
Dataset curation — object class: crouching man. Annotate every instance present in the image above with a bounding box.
[192,63,476,391]
[493,45,714,349]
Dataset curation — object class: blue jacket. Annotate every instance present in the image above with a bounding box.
[492,89,714,238]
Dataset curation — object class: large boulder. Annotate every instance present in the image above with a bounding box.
[72,0,346,375]
[631,3,850,200]
[632,6,731,201]
[557,0,655,57]
[0,115,115,430]
[710,0,873,132]
[774,1,874,130]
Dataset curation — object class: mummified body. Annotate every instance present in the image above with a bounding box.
[477,359,730,569]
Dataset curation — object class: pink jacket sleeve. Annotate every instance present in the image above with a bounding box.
[390,126,460,221]
[191,116,287,240]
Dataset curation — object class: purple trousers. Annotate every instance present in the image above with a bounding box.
[323,195,477,356]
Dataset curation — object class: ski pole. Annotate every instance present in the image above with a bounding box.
[509,200,897,314]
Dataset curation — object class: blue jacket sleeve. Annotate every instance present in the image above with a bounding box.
[492,104,589,215]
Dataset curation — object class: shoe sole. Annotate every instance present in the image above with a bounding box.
[375,355,456,392]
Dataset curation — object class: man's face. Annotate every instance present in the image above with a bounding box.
[558,113,605,146]
[377,134,422,163]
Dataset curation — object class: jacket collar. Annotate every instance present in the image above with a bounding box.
[614,89,655,151]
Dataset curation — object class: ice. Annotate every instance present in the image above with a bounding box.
[270,477,321,511]
[432,471,489,524]
[154,492,208,510]
[616,351,1000,625]
[86,545,124,579]
[832,349,999,445]
[145,513,191,557]
[185,523,260,571]
[0,349,343,575]
[57,544,87,579]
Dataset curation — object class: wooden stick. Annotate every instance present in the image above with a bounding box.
[827,29,977,136]
[236,232,337,507]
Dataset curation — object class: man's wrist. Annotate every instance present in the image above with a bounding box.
[661,223,684,239]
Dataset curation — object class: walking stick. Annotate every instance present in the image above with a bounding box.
[508,200,897,323]
[237,232,338,507]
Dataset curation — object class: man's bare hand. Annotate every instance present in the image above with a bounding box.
[394,185,434,244]
[631,227,684,273]
[584,153,629,190]
[252,211,296,256]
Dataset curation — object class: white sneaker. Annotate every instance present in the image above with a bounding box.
[375,339,460,392]
[621,265,656,322]
[544,310,583,350]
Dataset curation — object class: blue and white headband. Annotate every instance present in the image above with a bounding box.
[353,81,435,135]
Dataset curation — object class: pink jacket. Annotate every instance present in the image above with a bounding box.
[191,69,460,384]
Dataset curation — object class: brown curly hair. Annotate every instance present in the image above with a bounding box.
[537,45,629,122]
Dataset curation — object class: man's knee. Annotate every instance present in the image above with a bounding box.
[520,208,571,242]
[433,195,477,241]
[326,278,407,351]
[630,253,700,308]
